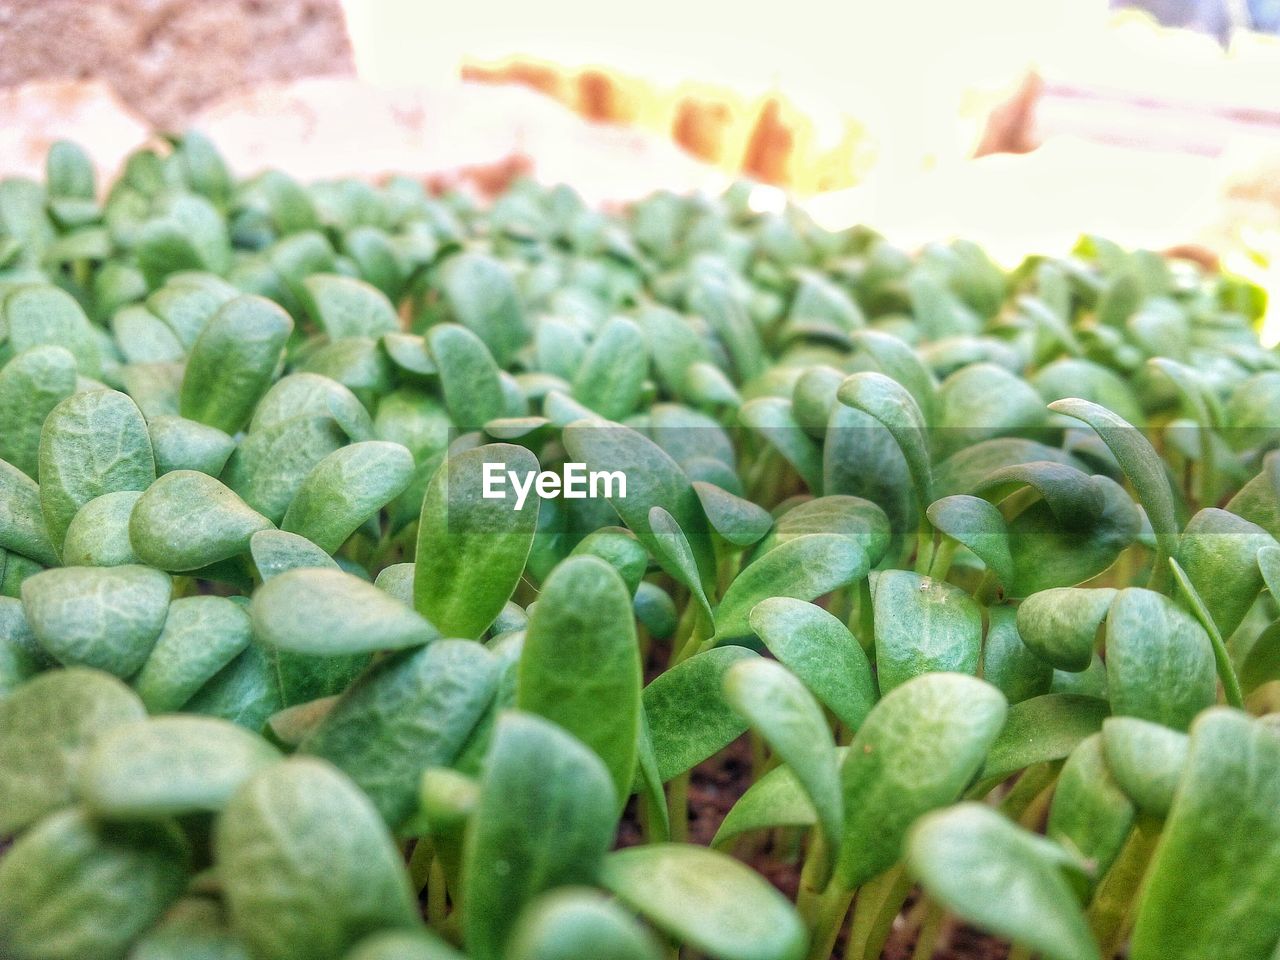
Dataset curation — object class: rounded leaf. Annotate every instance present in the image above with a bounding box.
[252,567,436,656]
[0,667,146,834]
[281,441,413,553]
[600,844,807,960]
[302,640,498,828]
[22,565,171,676]
[908,804,1100,960]
[130,471,273,571]
[81,715,280,817]
[216,758,418,960]
[1016,588,1116,673]
[748,597,877,731]
[62,490,143,567]
[414,444,540,639]
[132,595,252,712]
[0,809,190,960]
[38,389,156,551]
[517,555,641,804]
[180,295,293,434]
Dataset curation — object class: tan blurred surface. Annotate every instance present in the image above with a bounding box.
[0,0,354,128]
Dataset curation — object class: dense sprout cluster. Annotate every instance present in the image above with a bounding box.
[2,133,1280,960]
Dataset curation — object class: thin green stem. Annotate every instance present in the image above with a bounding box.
[408,838,434,892]
[914,517,935,576]
[796,832,831,926]
[928,537,957,581]
[1168,556,1245,708]
[668,772,691,844]
[1088,815,1162,956]
[911,899,946,960]
[973,568,998,605]
[426,856,448,926]
[805,883,855,960]
[845,865,912,960]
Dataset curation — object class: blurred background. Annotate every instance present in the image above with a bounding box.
[5,0,1280,328]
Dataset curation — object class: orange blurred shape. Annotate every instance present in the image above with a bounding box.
[672,96,733,163]
[461,61,568,101]
[741,98,794,185]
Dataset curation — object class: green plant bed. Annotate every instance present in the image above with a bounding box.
[1,133,1279,960]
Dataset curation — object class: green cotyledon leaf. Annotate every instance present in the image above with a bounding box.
[1049,398,1180,585]
[221,414,348,525]
[215,758,418,960]
[252,567,436,656]
[724,658,843,863]
[0,344,78,479]
[38,388,156,553]
[180,295,293,435]
[599,844,807,960]
[301,273,400,340]
[1173,507,1275,640]
[249,528,338,580]
[415,443,540,639]
[1131,709,1280,960]
[0,667,147,835]
[517,555,641,806]
[132,595,252,713]
[1046,734,1135,885]
[738,396,825,494]
[834,673,1007,891]
[715,533,869,641]
[281,441,414,553]
[506,888,663,960]
[463,711,617,960]
[63,490,143,567]
[756,495,892,566]
[748,597,877,731]
[693,481,774,547]
[0,457,60,566]
[568,527,647,595]
[999,472,1141,599]
[436,250,530,367]
[80,715,281,818]
[872,569,982,694]
[933,362,1047,459]
[21,565,172,677]
[644,646,757,783]
[837,371,933,510]
[926,494,1014,586]
[3,284,101,376]
[1100,716,1188,818]
[562,419,715,589]
[982,604,1053,705]
[249,372,373,442]
[1104,587,1217,731]
[979,693,1110,785]
[130,470,274,571]
[908,804,1100,960]
[647,506,713,626]
[301,639,498,830]
[1015,588,1116,673]
[345,929,466,960]
[571,316,649,420]
[0,808,190,960]
[427,322,506,429]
